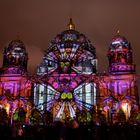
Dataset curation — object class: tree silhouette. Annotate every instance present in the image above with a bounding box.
[0,108,8,124]
[118,109,126,123]
[42,111,53,125]
[30,108,42,124]
[13,107,26,123]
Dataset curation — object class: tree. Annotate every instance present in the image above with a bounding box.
[118,109,126,123]
[97,109,106,124]
[30,108,42,124]
[42,111,53,125]
[0,108,8,124]
[13,107,26,123]
[129,107,138,123]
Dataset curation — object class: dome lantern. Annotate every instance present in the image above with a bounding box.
[67,18,75,30]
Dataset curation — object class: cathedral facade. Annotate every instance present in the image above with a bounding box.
[0,19,139,123]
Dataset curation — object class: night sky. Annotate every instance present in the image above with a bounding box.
[0,0,140,74]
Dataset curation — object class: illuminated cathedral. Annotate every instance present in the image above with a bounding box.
[0,19,139,123]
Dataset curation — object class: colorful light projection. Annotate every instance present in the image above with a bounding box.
[99,73,139,122]
[0,39,32,124]
[100,32,139,122]
[34,19,97,120]
[0,79,32,124]
[36,73,96,120]
[108,33,135,74]
[3,39,28,70]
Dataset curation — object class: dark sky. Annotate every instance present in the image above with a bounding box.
[0,0,140,74]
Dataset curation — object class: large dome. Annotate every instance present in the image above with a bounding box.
[46,19,96,62]
[48,29,96,56]
[42,19,97,74]
[39,20,97,73]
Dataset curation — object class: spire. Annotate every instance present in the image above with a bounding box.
[117,30,120,35]
[67,18,75,30]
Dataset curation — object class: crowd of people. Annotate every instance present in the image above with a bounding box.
[0,120,140,140]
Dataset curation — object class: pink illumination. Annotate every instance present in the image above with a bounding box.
[53,82,59,88]
[71,81,77,88]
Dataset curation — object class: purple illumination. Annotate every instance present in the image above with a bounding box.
[0,22,138,123]
[108,34,135,74]
[0,39,32,125]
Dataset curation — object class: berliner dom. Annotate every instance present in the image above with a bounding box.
[0,20,139,125]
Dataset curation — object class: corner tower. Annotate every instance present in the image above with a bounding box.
[99,33,139,123]
[3,39,28,72]
[0,39,32,124]
[108,32,135,74]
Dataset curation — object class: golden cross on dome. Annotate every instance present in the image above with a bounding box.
[117,30,120,35]
[67,18,75,30]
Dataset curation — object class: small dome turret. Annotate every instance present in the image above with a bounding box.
[109,33,131,52]
[3,39,28,71]
[108,32,135,74]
